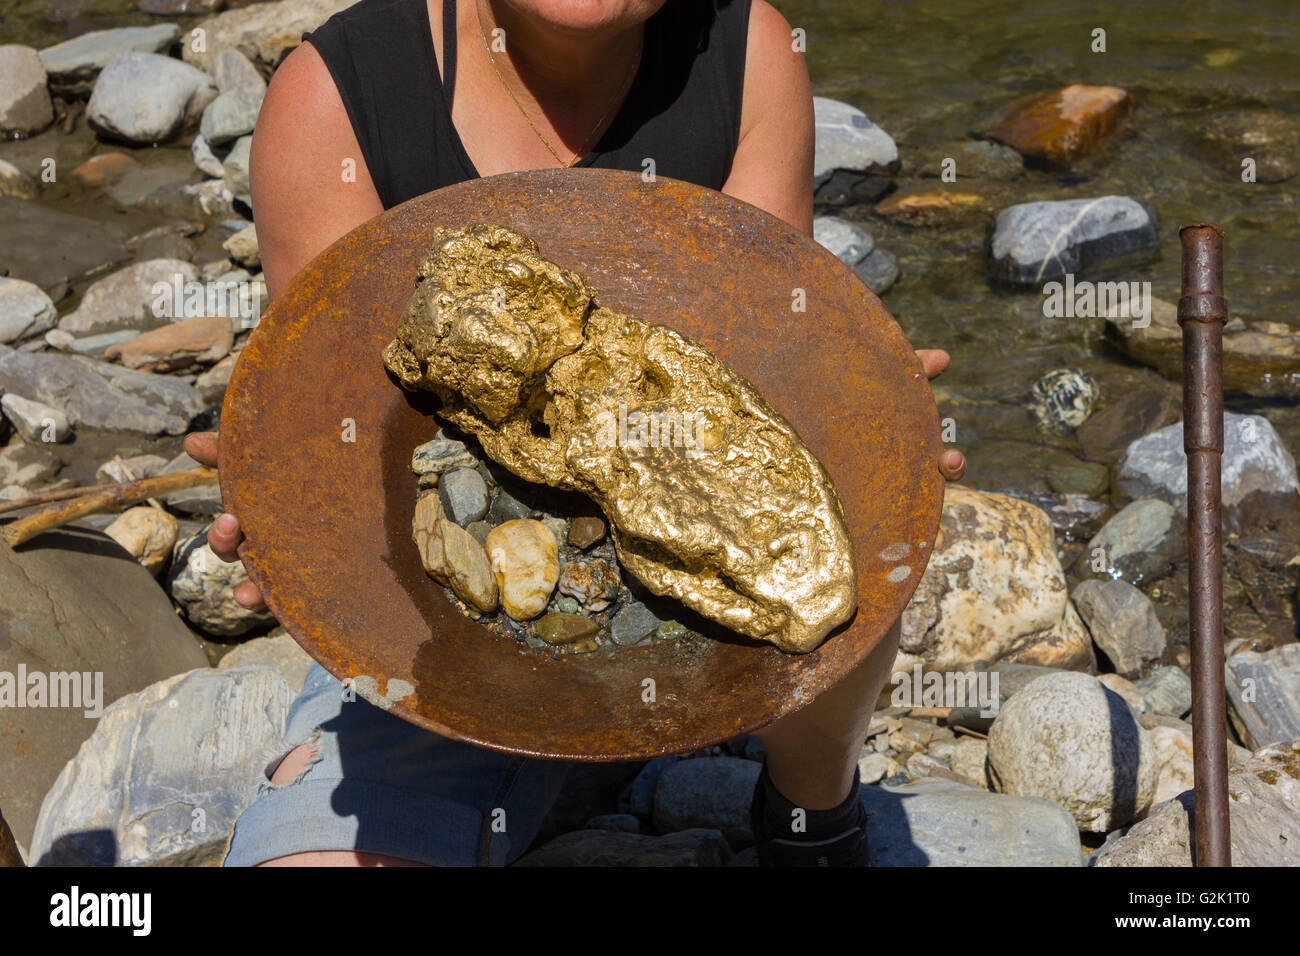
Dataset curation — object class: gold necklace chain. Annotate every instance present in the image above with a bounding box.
[475,2,642,168]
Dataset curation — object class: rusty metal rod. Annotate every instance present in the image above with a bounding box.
[1177,222,1231,867]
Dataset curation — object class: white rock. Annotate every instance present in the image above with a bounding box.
[0,157,38,199]
[0,45,54,136]
[812,96,898,186]
[0,393,72,443]
[222,223,260,268]
[87,51,218,145]
[0,276,57,344]
[191,134,226,177]
[106,506,179,575]
[484,519,560,620]
[899,485,1095,675]
[988,671,1157,832]
[37,25,180,96]
[167,532,277,636]
[813,216,874,266]
[182,0,359,72]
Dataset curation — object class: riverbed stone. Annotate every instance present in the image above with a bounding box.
[96,453,169,485]
[1193,107,1300,184]
[813,216,874,265]
[221,134,252,206]
[0,524,208,848]
[1028,367,1098,433]
[1146,721,1196,804]
[438,466,489,525]
[223,223,260,267]
[411,436,476,486]
[200,83,264,146]
[60,259,199,337]
[568,515,606,549]
[439,519,498,613]
[1071,579,1165,677]
[535,612,600,646]
[0,346,205,435]
[873,189,987,225]
[987,671,1157,832]
[899,486,1095,675]
[990,196,1159,285]
[610,601,667,646]
[987,84,1133,165]
[859,781,1082,866]
[0,393,71,443]
[652,757,760,847]
[29,664,295,866]
[484,519,558,620]
[37,25,180,97]
[557,559,621,612]
[104,314,233,372]
[1076,387,1181,463]
[1225,643,1300,749]
[1114,414,1298,531]
[87,52,218,145]
[812,96,899,190]
[1104,296,1300,398]
[182,0,357,71]
[1091,742,1300,866]
[167,532,278,636]
[105,506,179,575]
[0,278,56,346]
[854,246,899,294]
[1075,498,1182,584]
[1135,665,1192,718]
[0,46,54,137]
[0,440,59,489]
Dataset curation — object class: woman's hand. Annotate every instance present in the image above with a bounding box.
[915,349,966,482]
[182,430,267,610]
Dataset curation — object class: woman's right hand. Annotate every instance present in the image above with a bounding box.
[183,430,267,611]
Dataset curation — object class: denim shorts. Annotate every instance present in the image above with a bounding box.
[223,662,574,866]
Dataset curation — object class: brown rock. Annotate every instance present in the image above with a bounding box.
[873,189,986,225]
[70,152,140,186]
[535,612,600,645]
[988,84,1134,164]
[105,505,179,575]
[568,514,606,549]
[105,315,233,372]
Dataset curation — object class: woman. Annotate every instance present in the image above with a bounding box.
[188,0,967,867]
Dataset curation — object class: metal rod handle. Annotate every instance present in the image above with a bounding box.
[1177,222,1231,867]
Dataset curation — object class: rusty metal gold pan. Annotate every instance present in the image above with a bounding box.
[219,168,943,761]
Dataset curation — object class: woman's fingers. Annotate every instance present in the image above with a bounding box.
[232,579,268,611]
[914,348,950,381]
[207,512,244,563]
[183,430,220,468]
[939,448,966,482]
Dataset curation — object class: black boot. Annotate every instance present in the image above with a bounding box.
[750,762,870,867]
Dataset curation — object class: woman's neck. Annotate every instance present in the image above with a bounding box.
[470,0,645,100]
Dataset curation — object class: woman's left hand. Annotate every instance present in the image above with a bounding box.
[916,348,966,482]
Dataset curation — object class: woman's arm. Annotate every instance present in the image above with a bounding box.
[248,42,386,298]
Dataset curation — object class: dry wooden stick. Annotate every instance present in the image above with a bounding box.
[0,467,217,548]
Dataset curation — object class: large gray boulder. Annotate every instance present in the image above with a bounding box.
[1092,741,1300,867]
[0,45,54,137]
[0,345,205,435]
[990,195,1158,285]
[860,778,1083,866]
[87,52,217,145]
[0,524,208,848]
[30,665,295,866]
[38,25,180,97]
[1225,643,1300,749]
[988,671,1157,832]
[899,486,1095,675]
[1114,414,1298,532]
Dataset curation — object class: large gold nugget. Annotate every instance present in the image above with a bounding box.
[383,224,857,653]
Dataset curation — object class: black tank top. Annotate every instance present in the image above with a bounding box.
[303,0,752,210]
